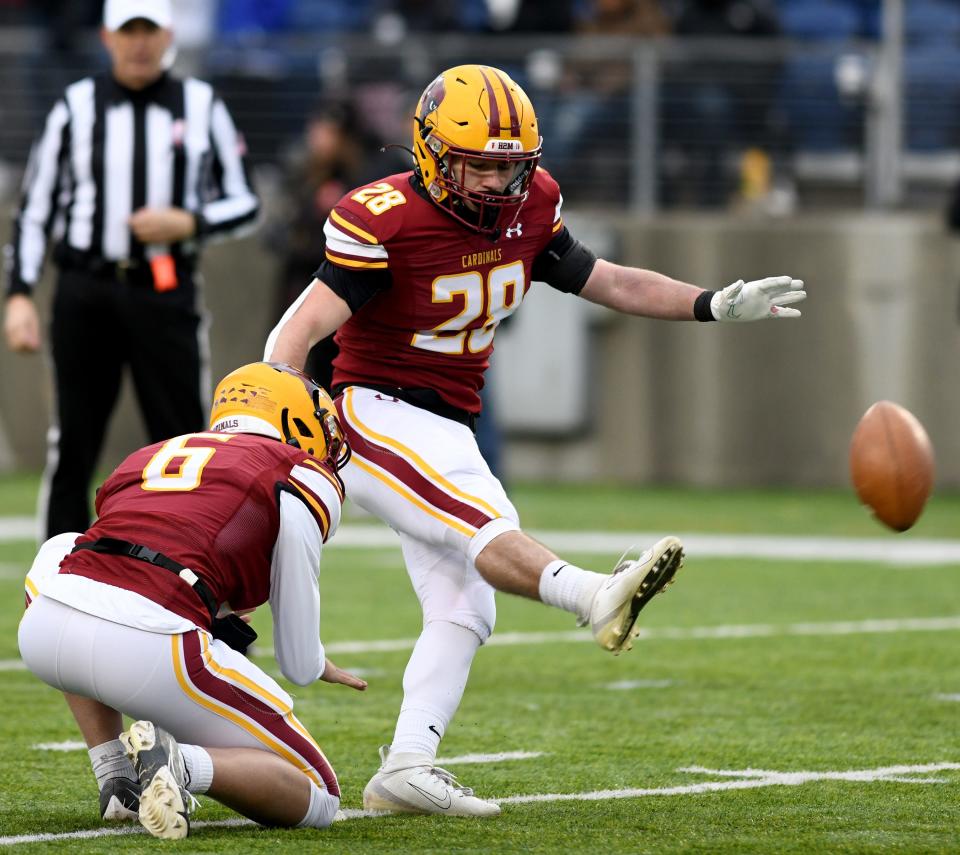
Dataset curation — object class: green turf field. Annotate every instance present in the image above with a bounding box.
[1,477,958,852]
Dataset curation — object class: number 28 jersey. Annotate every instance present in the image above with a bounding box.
[319,168,565,413]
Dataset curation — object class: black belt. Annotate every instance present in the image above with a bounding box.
[72,537,218,619]
[334,383,478,433]
[54,244,191,287]
[71,537,257,652]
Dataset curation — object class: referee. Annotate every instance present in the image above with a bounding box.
[3,0,259,539]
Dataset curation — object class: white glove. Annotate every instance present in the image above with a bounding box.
[710,276,806,322]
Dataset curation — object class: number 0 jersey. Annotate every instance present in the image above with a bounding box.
[56,432,344,629]
[319,168,566,413]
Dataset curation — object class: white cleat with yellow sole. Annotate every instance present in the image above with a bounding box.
[588,536,684,654]
[120,720,196,840]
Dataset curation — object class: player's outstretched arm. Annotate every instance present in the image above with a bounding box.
[578,259,805,322]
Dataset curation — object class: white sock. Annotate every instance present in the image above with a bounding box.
[538,559,604,623]
[297,781,340,829]
[179,744,214,794]
[89,739,137,788]
[389,621,480,760]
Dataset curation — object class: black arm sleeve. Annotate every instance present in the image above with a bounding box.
[312,259,392,314]
[530,226,598,295]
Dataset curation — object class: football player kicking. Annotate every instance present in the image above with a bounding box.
[19,362,365,839]
[266,64,807,817]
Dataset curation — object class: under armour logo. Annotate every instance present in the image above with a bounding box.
[505,223,523,238]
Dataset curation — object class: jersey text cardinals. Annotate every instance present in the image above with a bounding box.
[321,169,564,412]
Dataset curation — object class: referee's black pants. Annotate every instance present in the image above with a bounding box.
[44,267,207,538]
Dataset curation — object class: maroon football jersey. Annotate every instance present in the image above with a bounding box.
[59,432,343,628]
[323,168,564,412]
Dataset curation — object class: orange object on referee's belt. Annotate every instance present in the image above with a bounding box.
[150,254,178,292]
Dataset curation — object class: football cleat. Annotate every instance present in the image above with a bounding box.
[99,777,141,822]
[120,720,195,840]
[587,536,684,654]
[363,746,500,817]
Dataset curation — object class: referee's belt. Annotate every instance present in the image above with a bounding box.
[54,245,188,287]
[333,383,478,433]
[70,537,257,653]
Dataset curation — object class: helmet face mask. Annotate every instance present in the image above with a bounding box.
[209,362,350,470]
[413,65,542,236]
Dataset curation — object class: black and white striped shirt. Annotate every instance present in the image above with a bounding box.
[5,71,259,295]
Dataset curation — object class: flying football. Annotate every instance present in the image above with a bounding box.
[849,400,934,532]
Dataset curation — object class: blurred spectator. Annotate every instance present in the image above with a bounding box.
[265,100,407,389]
[776,0,862,154]
[373,0,475,32]
[0,1,100,192]
[661,0,782,208]
[487,0,580,32]
[542,0,670,200]
[265,102,365,389]
[583,0,668,33]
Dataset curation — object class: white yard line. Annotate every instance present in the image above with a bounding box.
[496,762,960,806]
[322,615,960,656]
[1,761,956,843]
[4,615,960,674]
[27,743,545,763]
[604,679,674,690]
[0,518,35,543]
[0,818,252,846]
[1,517,959,564]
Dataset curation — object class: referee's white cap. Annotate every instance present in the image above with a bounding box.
[103,0,173,31]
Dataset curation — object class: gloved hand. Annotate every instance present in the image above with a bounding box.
[710,276,806,321]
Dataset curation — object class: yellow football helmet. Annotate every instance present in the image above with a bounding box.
[412,64,542,236]
[209,362,349,470]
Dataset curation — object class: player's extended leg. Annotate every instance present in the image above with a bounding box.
[474,530,685,654]
[338,385,685,654]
